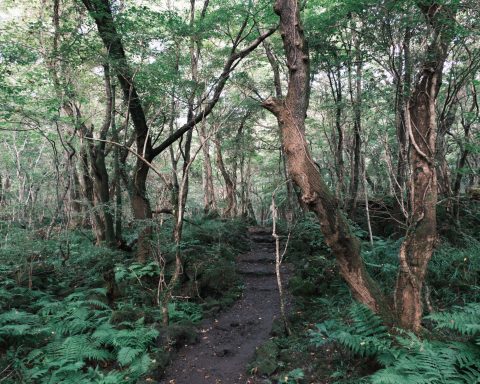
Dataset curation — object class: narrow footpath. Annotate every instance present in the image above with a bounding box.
[161,227,292,384]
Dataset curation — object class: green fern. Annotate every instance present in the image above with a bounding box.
[117,346,142,366]
[127,352,152,375]
[56,335,112,362]
[0,309,44,342]
[427,303,480,344]
[310,304,394,358]
[310,303,480,384]
[0,288,159,384]
[371,334,480,384]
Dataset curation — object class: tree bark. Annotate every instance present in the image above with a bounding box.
[327,66,345,202]
[214,136,236,218]
[263,0,389,316]
[87,65,116,247]
[452,85,476,212]
[200,119,216,214]
[110,84,124,243]
[394,1,455,331]
[394,27,412,201]
[348,29,362,216]
[437,108,456,199]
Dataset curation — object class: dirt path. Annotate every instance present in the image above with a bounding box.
[160,227,291,384]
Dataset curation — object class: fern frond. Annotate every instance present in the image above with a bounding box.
[127,352,152,375]
[348,304,388,338]
[0,309,38,325]
[428,303,480,337]
[117,346,142,366]
[310,304,392,358]
[372,334,480,384]
[112,327,159,350]
[56,335,111,362]
[91,323,116,345]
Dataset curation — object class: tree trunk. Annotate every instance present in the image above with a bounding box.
[78,142,104,243]
[68,168,84,228]
[214,137,236,218]
[394,2,455,331]
[394,27,412,200]
[348,31,362,216]
[200,119,216,214]
[263,0,389,316]
[245,158,257,222]
[437,99,458,200]
[87,65,116,247]
[110,84,123,242]
[265,38,296,219]
[328,65,345,203]
[452,102,474,219]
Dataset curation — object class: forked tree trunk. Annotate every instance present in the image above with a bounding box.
[263,0,389,316]
[394,2,455,331]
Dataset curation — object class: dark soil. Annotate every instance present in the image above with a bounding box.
[160,227,292,384]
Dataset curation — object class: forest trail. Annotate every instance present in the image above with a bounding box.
[160,227,292,384]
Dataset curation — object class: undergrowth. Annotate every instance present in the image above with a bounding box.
[0,217,248,383]
[310,303,480,384]
[252,214,480,384]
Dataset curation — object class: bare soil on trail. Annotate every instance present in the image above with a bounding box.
[160,227,292,384]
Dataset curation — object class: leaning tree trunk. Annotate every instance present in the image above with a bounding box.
[394,1,455,331]
[263,0,389,316]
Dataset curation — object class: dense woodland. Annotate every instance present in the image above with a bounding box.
[0,0,479,382]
